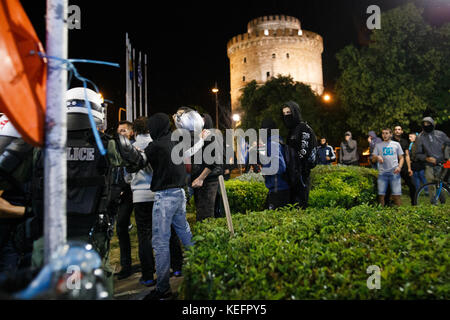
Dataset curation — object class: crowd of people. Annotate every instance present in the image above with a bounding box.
[0,87,449,300]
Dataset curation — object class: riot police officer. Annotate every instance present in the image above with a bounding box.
[31,87,146,297]
[0,115,35,273]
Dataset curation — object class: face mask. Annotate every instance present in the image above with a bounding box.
[283,114,296,129]
[423,125,434,133]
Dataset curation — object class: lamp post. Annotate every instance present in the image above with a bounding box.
[212,82,219,129]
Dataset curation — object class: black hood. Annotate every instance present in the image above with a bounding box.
[261,117,277,137]
[281,101,302,126]
[147,113,171,140]
[202,113,214,129]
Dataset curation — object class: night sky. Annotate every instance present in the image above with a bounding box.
[21,0,450,128]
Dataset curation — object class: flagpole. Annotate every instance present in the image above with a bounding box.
[132,48,136,121]
[44,0,68,264]
[139,51,142,118]
[144,53,148,117]
[125,33,132,121]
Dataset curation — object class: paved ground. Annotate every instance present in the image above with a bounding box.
[113,264,184,300]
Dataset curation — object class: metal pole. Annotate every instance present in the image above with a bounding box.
[125,33,132,121]
[132,48,136,121]
[215,81,219,129]
[139,51,142,118]
[44,0,68,264]
[144,53,148,117]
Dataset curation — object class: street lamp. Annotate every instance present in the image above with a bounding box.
[232,114,240,122]
[322,93,332,103]
[212,82,219,128]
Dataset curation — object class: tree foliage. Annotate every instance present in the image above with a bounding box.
[336,2,450,134]
[237,75,348,147]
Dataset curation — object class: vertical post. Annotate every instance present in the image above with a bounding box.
[44,0,68,264]
[144,53,148,117]
[213,81,219,129]
[139,51,142,118]
[132,48,136,121]
[218,175,234,237]
[125,33,132,121]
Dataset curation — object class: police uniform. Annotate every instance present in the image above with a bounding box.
[0,116,34,273]
[31,88,146,297]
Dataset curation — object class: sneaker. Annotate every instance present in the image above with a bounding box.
[139,277,156,287]
[172,270,182,277]
[116,267,133,280]
[143,288,174,300]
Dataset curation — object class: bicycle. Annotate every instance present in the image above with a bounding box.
[414,160,450,206]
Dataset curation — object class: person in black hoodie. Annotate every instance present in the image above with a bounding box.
[281,101,317,209]
[190,113,223,221]
[143,113,193,300]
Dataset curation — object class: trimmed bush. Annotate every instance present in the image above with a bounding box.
[181,204,450,299]
[309,165,378,208]
[224,179,268,214]
[223,165,378,214]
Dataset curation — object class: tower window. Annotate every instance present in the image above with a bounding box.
[243,57,247,63]
[243,76,246,82]
[266,72,270,78]
[286,53,290,59]
[272,53,276,59]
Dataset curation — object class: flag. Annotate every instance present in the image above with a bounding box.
[138,53,142,87]
[128,45,133,81]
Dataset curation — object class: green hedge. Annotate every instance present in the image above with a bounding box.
[309,165,378,208]
[224,179,268,214]
[223,165,378,213]
[181,204,450,299]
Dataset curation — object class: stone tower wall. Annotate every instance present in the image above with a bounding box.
[227,15,324,112]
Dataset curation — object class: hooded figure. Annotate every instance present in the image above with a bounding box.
[280,101,317,209]
[201,114,214,130]
[339,131,359,165]
[143,113,193,300]
[416,117,450,166]
[281,101,302,130]
[145,113,187,192]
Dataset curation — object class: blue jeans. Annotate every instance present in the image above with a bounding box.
[152,188,193,293]
[413,170,428,192]
[378,171,402,195]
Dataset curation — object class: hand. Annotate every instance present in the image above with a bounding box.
[200,129,211,140]
[375,155,383,164]
[394,167,401,175]
[224,169,230,175]
[426,157,437,165]
[191,177,204,188]
[408,169,413,177]
[326,156,331,161]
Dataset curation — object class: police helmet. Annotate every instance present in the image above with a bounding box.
[66,87,105,130]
